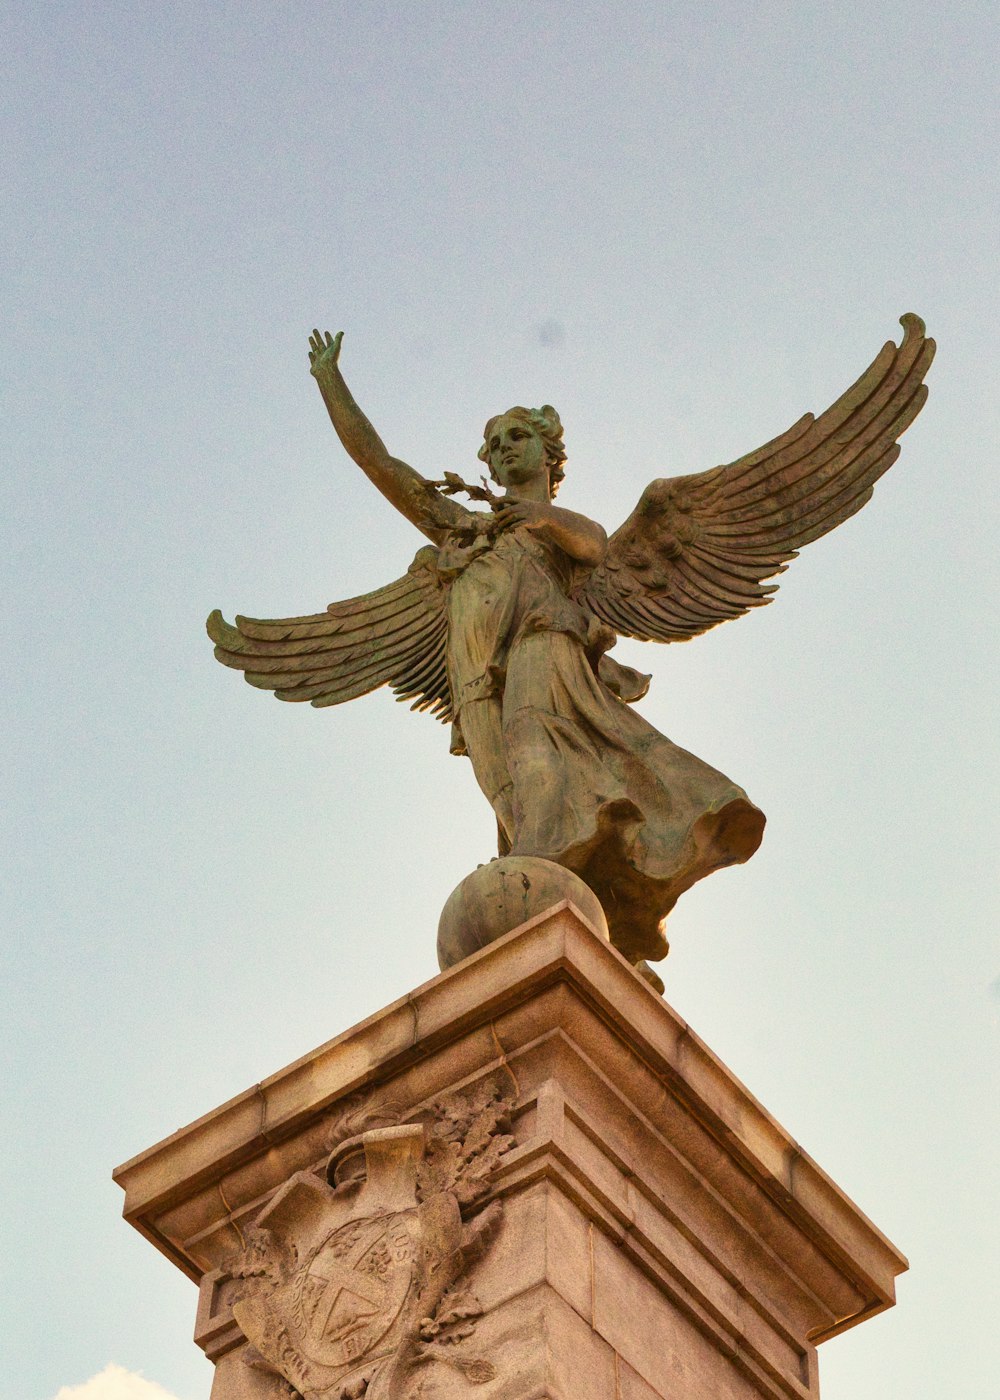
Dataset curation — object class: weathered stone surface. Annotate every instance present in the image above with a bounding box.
[116,905,907,1398]
[224,1089,514,1400]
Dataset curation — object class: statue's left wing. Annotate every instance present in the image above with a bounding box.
[580,313,934,643]
[207,545,452,720]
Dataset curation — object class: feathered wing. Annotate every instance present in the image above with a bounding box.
[581,313,935,643]
[207,545,453,720]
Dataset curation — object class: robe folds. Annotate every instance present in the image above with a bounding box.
[443,525,765,964]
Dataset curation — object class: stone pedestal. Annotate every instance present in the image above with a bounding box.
[114,902,906,1399]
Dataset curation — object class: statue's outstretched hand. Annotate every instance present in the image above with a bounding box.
[308,328,343,379]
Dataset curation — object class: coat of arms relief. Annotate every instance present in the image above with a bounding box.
[229,1082,516,1399]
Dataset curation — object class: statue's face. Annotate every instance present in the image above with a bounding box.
[486,414,548,493]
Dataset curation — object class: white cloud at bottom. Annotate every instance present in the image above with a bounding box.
[53,1363,182,1400]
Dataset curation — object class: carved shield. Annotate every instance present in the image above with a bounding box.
[230,1095,513,1399]
[234,1203,422,1399]
[289,1209,419,1372]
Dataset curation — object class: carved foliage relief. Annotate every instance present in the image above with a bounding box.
[229,1082,515,1399]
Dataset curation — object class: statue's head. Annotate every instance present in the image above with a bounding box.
[478,405,566,497]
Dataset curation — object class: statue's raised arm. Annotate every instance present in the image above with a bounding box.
[209,313,934,994]
[307,330,469,545]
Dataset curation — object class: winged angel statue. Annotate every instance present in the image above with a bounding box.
[209,315,933,975]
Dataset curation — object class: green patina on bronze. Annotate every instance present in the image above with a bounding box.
[208,316,934,972]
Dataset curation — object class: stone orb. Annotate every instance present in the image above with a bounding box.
[437,856,609,971]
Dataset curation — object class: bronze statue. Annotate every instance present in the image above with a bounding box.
[209,315,933,978]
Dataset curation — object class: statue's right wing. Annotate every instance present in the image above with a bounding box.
[207,545,452,721]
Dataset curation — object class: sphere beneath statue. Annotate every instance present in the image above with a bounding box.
[437,855,609,971]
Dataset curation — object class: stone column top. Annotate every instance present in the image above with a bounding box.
[114,899,906,1342]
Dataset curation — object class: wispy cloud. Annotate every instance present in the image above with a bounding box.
[53,1363,182,1400]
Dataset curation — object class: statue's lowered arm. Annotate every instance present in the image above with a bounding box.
[308,330,469,545]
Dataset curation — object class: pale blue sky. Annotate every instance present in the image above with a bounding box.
[2,4,997,1398]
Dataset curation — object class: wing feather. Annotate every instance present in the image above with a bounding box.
[235,613,442,688]
[216,599,438,663]
[712,341,901,501]
[580,315,933,643]
[709,370,930,526]
[289,626,449,706]
[208,547,453,721]
[585,590,644,637]
[674,547,763,601]
[232,583,427,644]
[230,608,446,679]
[392,640,452,703]
[229,572,421,629]
[391,638,453,710]
[688,543,790,584]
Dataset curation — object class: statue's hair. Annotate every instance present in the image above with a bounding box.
[478,405,566,497]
